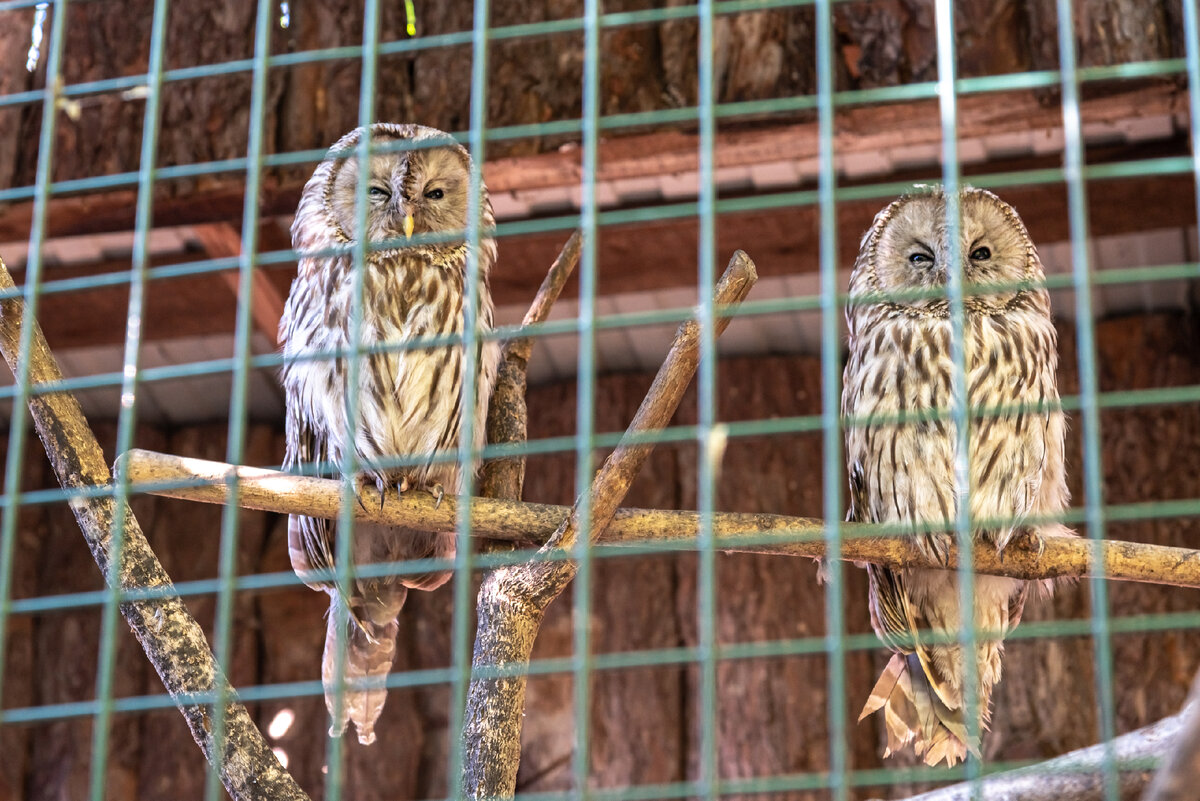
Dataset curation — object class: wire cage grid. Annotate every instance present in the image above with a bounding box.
[0,1,1197,801]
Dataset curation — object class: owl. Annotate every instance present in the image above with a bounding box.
[279,123,500,745]
[842,186,1070,766]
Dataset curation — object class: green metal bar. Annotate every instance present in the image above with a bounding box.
[447,0,494,796]
[202,0,275,798]
[7,243,1197,352]
[815,0,847,793]
[934,0,984,788]
[0,56,1187,205]
[87,0,169,795]
[1184,0,1200,266]
[319,1,385,795]
[0,0,69,759]
[571,0,601,797]
[6,604,1200,727]
[0,15,1183,116]
[1,145,1192,237]
[1055,1,1119,799]
[696,0,720,797]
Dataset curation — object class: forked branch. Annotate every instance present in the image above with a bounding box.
[460,250,757,797]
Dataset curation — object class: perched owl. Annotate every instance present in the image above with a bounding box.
[280,123,500,745]
[842,186,1070,766]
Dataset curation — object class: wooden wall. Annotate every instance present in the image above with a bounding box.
[0,0,1185,191]
[1,310,1198,800]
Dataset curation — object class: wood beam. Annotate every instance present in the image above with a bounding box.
[192,223,286,348]
[5,163,1195,353]
[0,82,1184,243]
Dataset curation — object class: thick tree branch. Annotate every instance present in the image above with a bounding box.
[0,259,309,801]
[1142,669,1200,801]
[893,703,1191,801]
[117,448,1200,590]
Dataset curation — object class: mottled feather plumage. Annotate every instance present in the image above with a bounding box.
[280,123,499,745]
[843,186,1071,766]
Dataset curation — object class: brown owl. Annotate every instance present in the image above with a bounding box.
[842,186,1070,766]
[280,123,500,745]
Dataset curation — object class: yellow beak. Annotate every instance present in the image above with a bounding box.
[403,214,415,239]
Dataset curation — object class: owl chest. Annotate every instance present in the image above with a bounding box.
[846,313,1051,421]
[845,311,1056,526]
[286,260,467,456]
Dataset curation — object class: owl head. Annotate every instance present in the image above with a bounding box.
[853,185,1042,316]
[293,123,493,255]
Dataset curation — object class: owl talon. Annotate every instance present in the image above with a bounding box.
[398,476,411,494]
[350,474,371,514]
[429,483,445,508]
[1020,529,1045,557]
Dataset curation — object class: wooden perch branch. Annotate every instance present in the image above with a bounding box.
[894,703,1191,801]
[0,259,310,801]
[116,448,1200,590]
[461,249,758,798]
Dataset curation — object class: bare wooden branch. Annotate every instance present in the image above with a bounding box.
[454,229,582,794]
[461,250,758,798]
[0,258,310,801]
[1142,670,1200,801]
[892,703,1191,801]
[117,447,1200,590]
[478,229,581,506]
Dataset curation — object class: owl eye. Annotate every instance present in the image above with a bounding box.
[368,185,391,201]
[970,246,991,260]
[908,252,934,266]
[424,188,444,200]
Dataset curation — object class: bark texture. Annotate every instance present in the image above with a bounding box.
[3,0,1182,189]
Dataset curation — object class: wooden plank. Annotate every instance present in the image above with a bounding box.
[192,223,286,348]
[6,161,1195,352]
[0,82,1184,243]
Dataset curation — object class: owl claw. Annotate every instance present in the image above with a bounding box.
[429,483,445,508]
[350,474,371,514]
[375,475,388,512]
[1019,529,1046,558]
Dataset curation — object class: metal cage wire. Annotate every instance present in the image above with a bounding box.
[0,1,1197,800]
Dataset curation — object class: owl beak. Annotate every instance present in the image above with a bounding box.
[403,213,415,239]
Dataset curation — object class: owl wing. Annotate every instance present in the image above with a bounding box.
[844,336,969,749]
[285,395,336,588]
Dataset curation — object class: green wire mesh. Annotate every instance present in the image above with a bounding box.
[0,1,1198,800]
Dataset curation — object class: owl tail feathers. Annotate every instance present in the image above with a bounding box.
[859,653,979,767]
[321,591,406,746]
